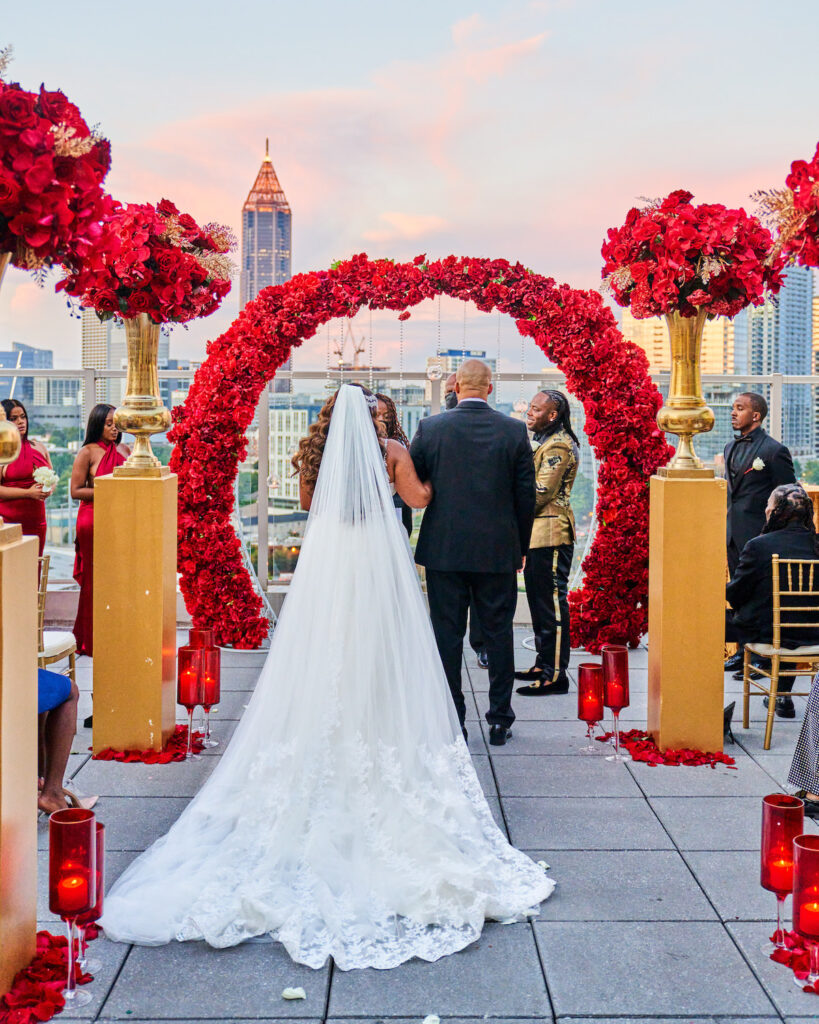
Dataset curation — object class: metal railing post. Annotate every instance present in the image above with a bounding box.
[430,377,442,413]
[81,368,96,432]
[770,373,784,443]
[256,383,270,593]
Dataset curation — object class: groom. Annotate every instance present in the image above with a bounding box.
[411,359,535,745]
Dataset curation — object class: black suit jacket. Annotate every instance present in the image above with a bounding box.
[724,428,795,554]
[410,402,535,573]
[726,524,819,646]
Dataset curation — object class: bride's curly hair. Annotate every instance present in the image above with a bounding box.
[291,382,379,489]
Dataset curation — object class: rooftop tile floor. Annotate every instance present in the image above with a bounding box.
[38,630,819,1022]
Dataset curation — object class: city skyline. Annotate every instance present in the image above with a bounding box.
[2,2,818,372]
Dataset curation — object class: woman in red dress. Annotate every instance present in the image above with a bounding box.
[70,404,130,656]
[0,399,53,556]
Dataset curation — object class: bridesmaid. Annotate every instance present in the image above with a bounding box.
[70,404,130,656]
[0,399,53,556]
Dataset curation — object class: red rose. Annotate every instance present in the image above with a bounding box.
[156,198,179,217]
[93,288,120,312]
[0,86,38,133]
[128,291,153,313]
[36,86,70,124]
[0,170,20,210]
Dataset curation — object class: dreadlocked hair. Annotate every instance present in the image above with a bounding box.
[375,393,409,448]
[761,484,819,556]
[540,390,580,446]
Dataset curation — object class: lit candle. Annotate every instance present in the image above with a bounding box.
[768,857,793,894]
[607,681,625,709]
[799,901,819,938]
[57,873,89,914]
[178,667,199,704]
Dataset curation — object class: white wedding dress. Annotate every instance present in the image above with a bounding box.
[101,385,554,970]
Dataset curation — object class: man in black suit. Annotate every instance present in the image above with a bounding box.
[723,392,795,671]
[444,371,488,669]
[411,359,535,746]
[726,485,819,717]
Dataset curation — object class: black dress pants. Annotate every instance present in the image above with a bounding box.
[426,569,518,728]
[725,611,793,693]
[523,544,573,683]
[468,597,485,654]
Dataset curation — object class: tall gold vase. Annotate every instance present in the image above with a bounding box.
[113,313,172,476]
[656,307,715,477]
[0,253,22,468]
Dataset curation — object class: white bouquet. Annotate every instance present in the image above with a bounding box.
[33,466,58,494]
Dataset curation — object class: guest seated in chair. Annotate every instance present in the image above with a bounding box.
[37,668,79,814]
[726,484,819,719]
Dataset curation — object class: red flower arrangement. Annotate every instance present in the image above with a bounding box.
[91,724,204,763]
[0,930,94,1024]
[602,189,784,319]
[59,198,234,324]
[171,254,672,649]
[595,728,737,768]
[0,47,112,274]
[755,141,819,268]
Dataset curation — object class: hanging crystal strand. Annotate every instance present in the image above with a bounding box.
[462,301,467,359]
[368,307,374,391]
[436,294,442,361]
[520,326,526,406]
[496,310,502,398]
[325,320,331,393]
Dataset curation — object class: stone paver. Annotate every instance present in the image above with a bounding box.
[34,635,818,1021]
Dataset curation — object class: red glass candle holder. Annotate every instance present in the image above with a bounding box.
[200,647,221,748]
[48,809,96,1006]
[177,643,203,760]
[76,821,104,974]
[793,834,819,985]
[761,793,804,951]
[602,644,630,763]
[188,627,215,649]
[577,663,604,754]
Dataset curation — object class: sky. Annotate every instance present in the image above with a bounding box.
[2,0,819,374]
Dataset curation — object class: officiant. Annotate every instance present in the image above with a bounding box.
[516,390,579,696]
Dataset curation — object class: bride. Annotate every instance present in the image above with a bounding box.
[101,383,554,970]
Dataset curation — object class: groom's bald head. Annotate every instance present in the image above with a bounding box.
[455,359,493,401]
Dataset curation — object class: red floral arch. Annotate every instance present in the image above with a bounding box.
[169,254,673,650]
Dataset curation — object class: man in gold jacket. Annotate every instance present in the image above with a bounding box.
[516,390,579,696]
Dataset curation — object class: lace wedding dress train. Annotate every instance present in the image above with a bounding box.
[101,385,554,969]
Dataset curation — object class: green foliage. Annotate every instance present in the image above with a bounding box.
[801,460,819,484]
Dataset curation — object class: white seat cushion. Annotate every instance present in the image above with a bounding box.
[39,631,77,659]
[747,642,819,658]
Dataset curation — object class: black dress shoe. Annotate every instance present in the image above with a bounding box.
[83,714,93,729]
[516,677,569,696]
[489,724,512,746]
[724,651,744,672]
[763,695,796,719]
[514,664,542,681]
[461,726,469,743]
[476,649,489,669]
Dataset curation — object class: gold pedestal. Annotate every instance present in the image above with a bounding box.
[647,475,726,752]
[92,475,177,752]
[0,524,38,993]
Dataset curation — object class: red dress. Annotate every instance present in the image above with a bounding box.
[73,443,127,657]
[0,439,50,556]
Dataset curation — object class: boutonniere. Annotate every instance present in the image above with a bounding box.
[752,457,765,471]
[531,438,540,452]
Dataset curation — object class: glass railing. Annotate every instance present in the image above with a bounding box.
[4,367,818,592]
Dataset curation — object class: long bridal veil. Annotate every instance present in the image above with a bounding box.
[101,384,554,969]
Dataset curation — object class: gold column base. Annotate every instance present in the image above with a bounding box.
[92,474,177,752]
[647,474,727,752]
[0,524,38,993]
[657,466,715,479]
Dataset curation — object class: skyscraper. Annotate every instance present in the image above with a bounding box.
[0,342,52,402]
[241,141,292,393]
[735,266,814,456]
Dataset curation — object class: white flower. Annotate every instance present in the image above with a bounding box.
[752,457,765,472]
[281,987,306,1001]
[422,1016,441,1024]
[33,466,58,493]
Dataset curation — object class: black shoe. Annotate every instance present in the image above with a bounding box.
[724,651,744,672]
[83,714,93,729]
[476,649,489,670]
[514,664,542,681]
[763,696,796,719]
[461,726,469,743]
[723,701,736,744]
[516,677,569,696]
[489,724,512,746]
[733,656,768,682]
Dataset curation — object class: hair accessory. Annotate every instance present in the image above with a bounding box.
[364,393,377,411]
